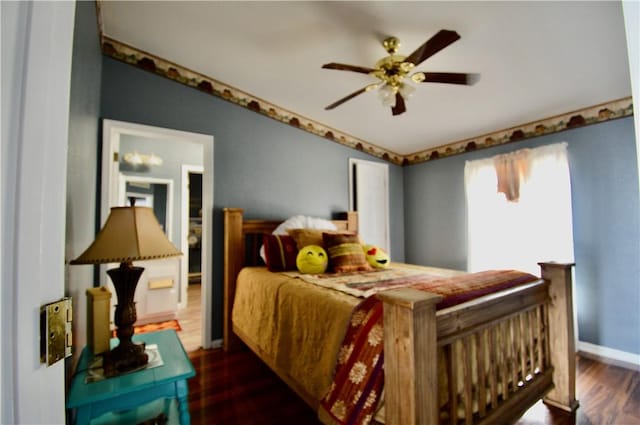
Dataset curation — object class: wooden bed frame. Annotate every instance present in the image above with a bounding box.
[223,208,579,424]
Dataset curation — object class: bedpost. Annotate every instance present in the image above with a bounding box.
[224,208,245,351]
[538,262,579,413]
[377,288,443,425]
[345,211,358,232]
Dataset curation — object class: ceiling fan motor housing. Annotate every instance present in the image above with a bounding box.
[373,55,414,89]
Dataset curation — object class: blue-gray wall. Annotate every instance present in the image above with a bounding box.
[404,117,640,355]
[100,57,405,339]
[66,0,102,369]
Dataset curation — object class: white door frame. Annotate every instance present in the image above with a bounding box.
[102,119,214,349]
[1,2,76,423]
[180,165,204,309]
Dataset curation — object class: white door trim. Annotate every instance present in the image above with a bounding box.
[180,165,204,309]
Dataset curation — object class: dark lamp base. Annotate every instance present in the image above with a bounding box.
[104,262,149,377]
[103,339,148,377]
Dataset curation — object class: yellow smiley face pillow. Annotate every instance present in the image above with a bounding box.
[296,245,329,274]
[363,245,390,269]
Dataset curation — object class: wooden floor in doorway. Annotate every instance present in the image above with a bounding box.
[186,349,640,425]
[177,282,202,352]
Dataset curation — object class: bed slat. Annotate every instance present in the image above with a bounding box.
[447,343,458,425]
[488,328,499,409]
[527,309,536,379]
[476,331,487,418]
[462,336,473,424]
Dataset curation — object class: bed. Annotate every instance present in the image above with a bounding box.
[223,207,578,424]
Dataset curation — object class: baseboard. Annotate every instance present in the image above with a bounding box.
[577,340,640,371]
[211,338,223,349]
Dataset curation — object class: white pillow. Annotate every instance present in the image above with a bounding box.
[259,215,338,262]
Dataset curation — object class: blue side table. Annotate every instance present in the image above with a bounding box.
[67,329,195,425]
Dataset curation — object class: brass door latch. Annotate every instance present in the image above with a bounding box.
[40,298,72,366]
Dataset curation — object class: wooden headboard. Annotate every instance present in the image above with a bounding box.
[223,208,358,350]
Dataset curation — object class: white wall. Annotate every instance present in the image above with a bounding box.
[1,1,75,423]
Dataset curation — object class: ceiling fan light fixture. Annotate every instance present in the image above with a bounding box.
[381,96,396,108]
[378,84,397,107]
[411,72,426,83]
[399,83,416,99]
[365,83,381,92]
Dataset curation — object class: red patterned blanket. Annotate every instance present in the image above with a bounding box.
[318,269,539,425]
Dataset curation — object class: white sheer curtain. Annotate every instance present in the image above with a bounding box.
[465,142,574,274]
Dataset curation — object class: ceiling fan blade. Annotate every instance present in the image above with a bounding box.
[391,93,406,116]
[322,62,377,74]
[404,30,461,66]
[325,86,370,110]
[419,72,480,85]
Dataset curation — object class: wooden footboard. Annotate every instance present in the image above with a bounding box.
[378,262,577,424]
[223,208,578,424]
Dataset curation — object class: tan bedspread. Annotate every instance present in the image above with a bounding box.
[231,264,464,403]
[232,266,358,401]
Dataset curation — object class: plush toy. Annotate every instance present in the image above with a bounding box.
[363,245,390,269]
[296,245,329,274]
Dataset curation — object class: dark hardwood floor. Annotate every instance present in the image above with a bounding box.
[187,348,318,425]
[187,348,640,425]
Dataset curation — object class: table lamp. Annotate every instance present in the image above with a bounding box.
[71,201,182,377]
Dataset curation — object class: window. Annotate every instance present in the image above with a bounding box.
[465,143,574,274]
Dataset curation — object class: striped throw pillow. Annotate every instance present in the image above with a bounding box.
[323,232,372,273]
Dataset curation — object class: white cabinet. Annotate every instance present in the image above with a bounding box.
[107,257,180,326]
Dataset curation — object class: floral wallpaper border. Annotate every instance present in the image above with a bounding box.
[101,36,633,167]
[405,97,634,165]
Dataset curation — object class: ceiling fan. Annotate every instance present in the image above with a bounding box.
[322,30,480,116]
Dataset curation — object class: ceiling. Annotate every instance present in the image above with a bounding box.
[99,1,632,158]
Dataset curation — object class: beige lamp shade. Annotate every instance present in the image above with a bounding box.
[71,206,182,265]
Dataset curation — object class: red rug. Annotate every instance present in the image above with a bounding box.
[112,319,182,337]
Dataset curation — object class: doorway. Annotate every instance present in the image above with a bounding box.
[349,158,390,253]
[179,166,204,351]
[102,119,214,351]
